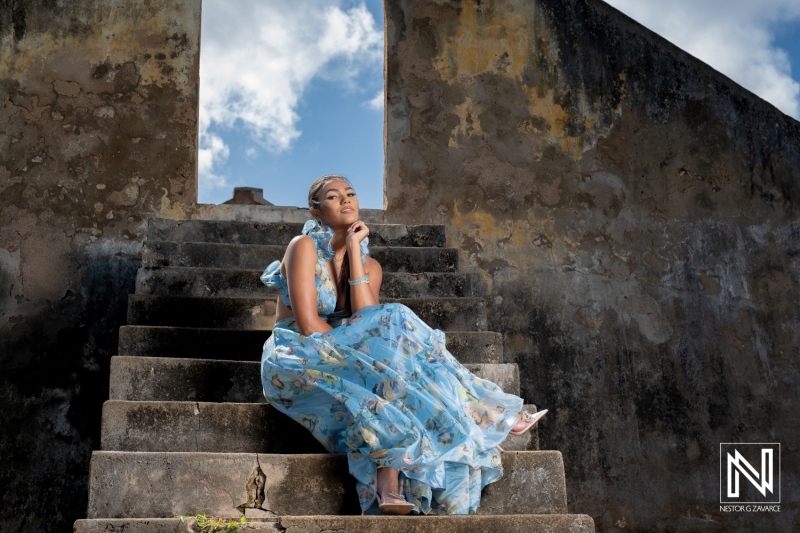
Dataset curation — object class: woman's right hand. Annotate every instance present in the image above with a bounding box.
[346,220,370,251]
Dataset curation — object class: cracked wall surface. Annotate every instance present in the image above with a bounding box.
[385,0,799,531]
[0,1,200,530]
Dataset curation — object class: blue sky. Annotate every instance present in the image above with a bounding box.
[198,0,800,209]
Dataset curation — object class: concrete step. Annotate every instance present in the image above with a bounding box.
[142,242,458,272]
[86,451,568,518]
[126,295,488,332]
[127,295,276,331]
[117,327,504,363]
[75,514,595,532]
[109,357,520,403]
[148,219,446,247]
[135,267,473,298]
[100,400,537,453]
[192,204,388,224]
[100,401,321,454]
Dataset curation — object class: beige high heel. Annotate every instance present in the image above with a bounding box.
[376,491,414,515]
[509,409,548,436]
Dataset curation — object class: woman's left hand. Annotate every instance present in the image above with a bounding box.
[346,220,370,249]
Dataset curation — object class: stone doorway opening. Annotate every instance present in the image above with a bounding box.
[197,0,386,209]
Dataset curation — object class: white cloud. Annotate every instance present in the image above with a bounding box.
[366,90,384,111]
[603,0,800,118]
[198,132,229,190]
[198,0,382,197]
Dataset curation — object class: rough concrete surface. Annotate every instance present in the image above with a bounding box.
[109,356,267,403]
[135,266,473,298]
[116,326,503,362]
[385,0,800,531]
[100,400,536,453]
[276,515,594,533]
[142,241,460,272]
[125,294,487,331]
[100,401,326,454]
[75,515,596,533]
[74,518,190,533]
[109,356,518,403]
[148,219,447,247]
[86,451,566,518]
[192,204,388,224]
[0,1,201,531]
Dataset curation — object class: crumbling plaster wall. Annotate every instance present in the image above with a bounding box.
[0,1,200,530]
[385,0,799,530]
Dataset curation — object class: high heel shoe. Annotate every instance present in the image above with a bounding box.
[376,491,415,515]
[509,409,548,436]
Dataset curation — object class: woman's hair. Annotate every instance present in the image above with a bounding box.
[308,174,355,312]
[308,174,352,210]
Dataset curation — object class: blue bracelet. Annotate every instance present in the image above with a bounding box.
[348,274,369,286]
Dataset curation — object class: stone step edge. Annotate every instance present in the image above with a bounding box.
[125,296,487,328]
[108,357,520,401]
[147,219,446,243]
[135,266,469,275]
[118,325,501,334]
[145,242,457,253]
[142,242,459,272]
[150,220,442,230]
[86,451,568,518]
[99,400,538,453]
[190,204,388,224]
[134,268,475,299]
[116,328,505,364]
[127,294,485,304]
[74,514,596,533]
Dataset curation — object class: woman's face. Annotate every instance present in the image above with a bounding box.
[313,178,359,227]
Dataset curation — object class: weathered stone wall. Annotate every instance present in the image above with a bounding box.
[385,0,799,530]
[0,1,200,530]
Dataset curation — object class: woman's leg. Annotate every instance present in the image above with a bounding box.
[375,466,414,514]
[376,466,401,500]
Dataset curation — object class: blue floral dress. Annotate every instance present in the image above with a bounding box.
[260,220,523,515]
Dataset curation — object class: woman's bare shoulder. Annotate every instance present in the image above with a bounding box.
[284,235,317,265]
[288,234,314,247]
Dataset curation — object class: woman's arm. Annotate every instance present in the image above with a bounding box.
[347,221,382,313]
[284,235,333,336]
[349,256,382,313]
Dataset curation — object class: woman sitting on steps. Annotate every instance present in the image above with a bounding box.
[260,175,547,515]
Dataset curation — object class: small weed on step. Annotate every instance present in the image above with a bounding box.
[179,514,250,532]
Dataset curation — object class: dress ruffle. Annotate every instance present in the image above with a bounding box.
[300,218,370,262]
[261,303,523,515]
[261,219,369,311]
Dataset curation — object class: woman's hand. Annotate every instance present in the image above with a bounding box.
[345,220,381,313]
[345,220,370,251]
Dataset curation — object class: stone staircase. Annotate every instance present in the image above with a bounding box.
[74,209,595,532]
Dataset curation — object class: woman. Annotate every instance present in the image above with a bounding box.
[260,175,546,515]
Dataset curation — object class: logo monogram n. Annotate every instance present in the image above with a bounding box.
[720,443,780,504]
[727,449,773,497]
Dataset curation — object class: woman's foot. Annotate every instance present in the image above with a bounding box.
[376,466,414,515]
[509,409,548,436]
[376,491,414,515]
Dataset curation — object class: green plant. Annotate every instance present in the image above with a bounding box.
[179,514,250,533]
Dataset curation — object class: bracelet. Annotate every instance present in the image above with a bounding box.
[348,274,369,286]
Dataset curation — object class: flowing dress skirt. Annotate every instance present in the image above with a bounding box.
[260,302,523,515]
